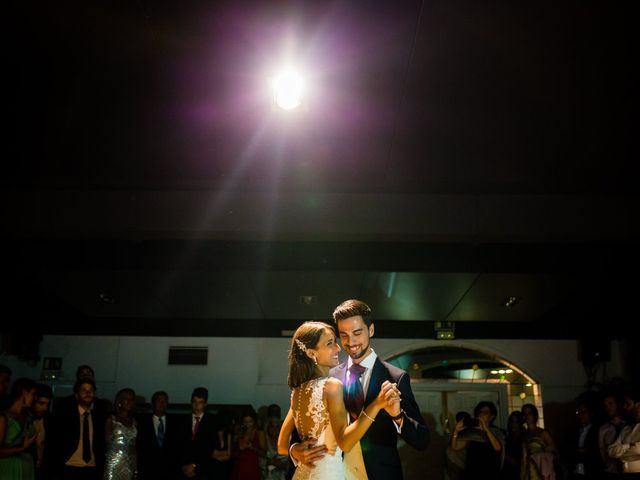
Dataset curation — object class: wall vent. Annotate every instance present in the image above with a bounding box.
[168,346,208,365]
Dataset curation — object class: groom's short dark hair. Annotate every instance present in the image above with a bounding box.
[333,299,373,327]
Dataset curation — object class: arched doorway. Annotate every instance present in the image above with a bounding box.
[386,345,543,480]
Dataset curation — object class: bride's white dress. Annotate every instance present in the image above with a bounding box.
[291,377,367,480]
[292,377,344,480]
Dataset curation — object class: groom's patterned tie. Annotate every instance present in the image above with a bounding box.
[345,363,367,422]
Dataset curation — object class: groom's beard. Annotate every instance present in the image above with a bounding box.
[344,341,371,361]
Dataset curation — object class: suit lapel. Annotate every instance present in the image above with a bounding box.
[365,358,386,406]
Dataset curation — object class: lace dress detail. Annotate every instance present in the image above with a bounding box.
[291,377,344,480]
[294,377,330,442]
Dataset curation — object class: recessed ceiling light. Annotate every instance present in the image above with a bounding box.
[502,296,521,308]
[98,292,115,304]
[490,370,498,374]
[299,295,317,305]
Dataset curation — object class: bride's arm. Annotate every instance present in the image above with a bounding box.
[277,409,296,456]
[325,378,392,453]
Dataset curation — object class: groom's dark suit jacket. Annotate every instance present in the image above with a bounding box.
[330,358,429,480]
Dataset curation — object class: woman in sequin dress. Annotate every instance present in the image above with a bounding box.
[103,388,138,480]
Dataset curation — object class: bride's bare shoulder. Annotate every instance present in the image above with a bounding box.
[324,377,344,397]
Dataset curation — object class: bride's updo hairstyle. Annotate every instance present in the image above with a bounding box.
[288,321,334,389]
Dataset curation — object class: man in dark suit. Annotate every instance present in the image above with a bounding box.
[49,378,107,480]
[177,387,219,479]
[569,399,603,479]
[291,299,429,479]
[137,390,178,480]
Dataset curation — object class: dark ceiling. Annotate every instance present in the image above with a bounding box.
[2,0,638,339]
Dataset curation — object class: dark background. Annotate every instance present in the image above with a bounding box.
[2,0,638,345]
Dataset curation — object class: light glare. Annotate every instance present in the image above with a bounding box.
[273,70,304,110]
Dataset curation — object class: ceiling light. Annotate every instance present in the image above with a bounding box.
[505,369,513,374]
[519,392,527,400]
[490,370,498,374]
[272,69,305,110]
[498,369,505,374]
[299,295,317,305]
[98,292,115,304]
[502,296,521,308]
[526,383,533,387]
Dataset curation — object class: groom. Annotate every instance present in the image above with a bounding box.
[292,299,429,479]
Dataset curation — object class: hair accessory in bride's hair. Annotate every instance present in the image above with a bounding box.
[295,338,307,353]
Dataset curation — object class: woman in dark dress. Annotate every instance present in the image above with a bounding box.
[502,411,524,479]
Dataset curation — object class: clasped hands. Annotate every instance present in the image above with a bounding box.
[376,380,402,416]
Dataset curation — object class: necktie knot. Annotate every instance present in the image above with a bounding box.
[349,363,366,377]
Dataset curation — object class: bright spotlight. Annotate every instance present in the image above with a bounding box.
[272,70,305,111]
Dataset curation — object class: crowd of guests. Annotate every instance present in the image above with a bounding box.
[0,364,290,480]
[2,361,639,480]
[445,384,640,479]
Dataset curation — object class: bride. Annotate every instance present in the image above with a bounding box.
[277,321,399,480]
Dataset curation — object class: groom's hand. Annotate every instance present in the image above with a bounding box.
[381,381,402,418]
[291,440,328,468]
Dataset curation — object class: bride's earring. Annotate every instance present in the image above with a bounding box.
[313,356,318,365]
